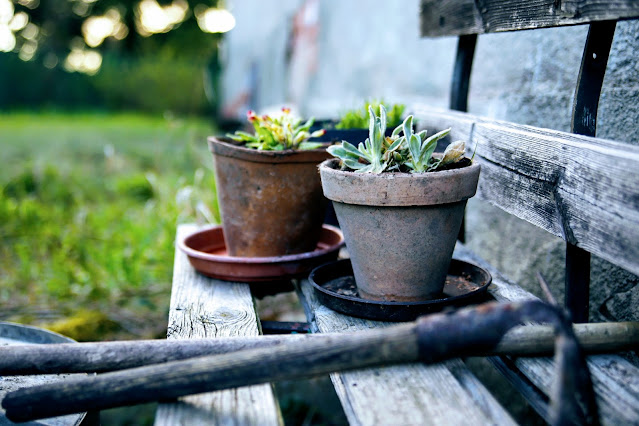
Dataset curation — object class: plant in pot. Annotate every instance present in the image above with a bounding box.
[319,105,480,301]
[311,100,406,144]
[335,100,405,130]
[208,107,330,257]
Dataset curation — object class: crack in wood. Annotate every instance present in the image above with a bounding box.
[551,178,577,245]
[477,154,544,182]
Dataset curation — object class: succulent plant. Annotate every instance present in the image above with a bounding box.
[327,105,467,174]
[327,105,403,173]
[227,107,326,151]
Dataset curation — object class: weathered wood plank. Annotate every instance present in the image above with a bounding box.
[454,244,639,425]
[154,224,282,426]
[412,106,639,277]
[297,279,517,425]
[420,0,639,37]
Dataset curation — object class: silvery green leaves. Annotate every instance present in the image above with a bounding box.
[327,105,398,173]
[327,105,467,174]
[402,116,440,173]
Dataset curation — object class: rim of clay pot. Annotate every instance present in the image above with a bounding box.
[319,158,481,206]
[179,224,344,263]
[208,136,330,164]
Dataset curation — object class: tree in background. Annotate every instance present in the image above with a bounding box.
[0,0,235,114]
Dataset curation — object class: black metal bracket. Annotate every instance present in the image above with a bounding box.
[450,34,477,243]
[566,20,617,323]
[450,34,478,112]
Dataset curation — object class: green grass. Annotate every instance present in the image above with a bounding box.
[0,112,219,340]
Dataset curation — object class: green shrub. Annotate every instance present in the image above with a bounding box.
[93,54,211,115]
[3,170,37,198]
[115,174,155,201]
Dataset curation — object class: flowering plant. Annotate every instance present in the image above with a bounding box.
[226,107,326,151]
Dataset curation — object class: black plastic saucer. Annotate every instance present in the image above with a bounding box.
[309,259,492,321]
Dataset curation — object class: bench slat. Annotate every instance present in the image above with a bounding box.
[298,280,517,426]
[453,244,639,425]
[154,224,283,426]
[413,106,639,278]
[420,0,639,37]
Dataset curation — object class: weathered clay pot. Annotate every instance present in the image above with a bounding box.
[319,158,481,301]
[208,137,330,257]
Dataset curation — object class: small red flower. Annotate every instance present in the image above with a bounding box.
[247,110,257,122]
[281,107,291,114]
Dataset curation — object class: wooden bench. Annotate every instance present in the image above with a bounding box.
[155,2,639,425]
[155,224,282,426]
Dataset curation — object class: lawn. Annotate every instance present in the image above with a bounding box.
[0,112,219,340]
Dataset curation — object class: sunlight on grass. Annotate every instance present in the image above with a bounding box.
[0,112,219,340]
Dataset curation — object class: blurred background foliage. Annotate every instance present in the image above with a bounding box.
[0,0,231,114]
[0,111,221,424]
[0,113,219,340]
[0,0,235,344]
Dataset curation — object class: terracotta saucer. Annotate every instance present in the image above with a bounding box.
[179,225,344,282]
[309,258,492,321]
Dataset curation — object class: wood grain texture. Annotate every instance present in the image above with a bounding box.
[511,354,639,425]
[413,106,639,277]
[154,224,282,426]
[420,0,639,37]
[453,244,639,425]
[297,279,517,426]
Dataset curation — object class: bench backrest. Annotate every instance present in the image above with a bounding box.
[420,0,639,36]
[417,1,639,322]
[413,108,639,278]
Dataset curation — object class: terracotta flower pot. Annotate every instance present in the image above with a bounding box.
[208,137,331,257]
[319,158,481,301]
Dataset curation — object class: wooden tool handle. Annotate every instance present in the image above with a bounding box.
[3,301,637,423]
[0,334,311,375]
[2,322,419,422]
[1,321,637,375]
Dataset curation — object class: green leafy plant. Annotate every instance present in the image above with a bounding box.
[226,107,326,150]
[335,100,405,129]
[327,105,467,174]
